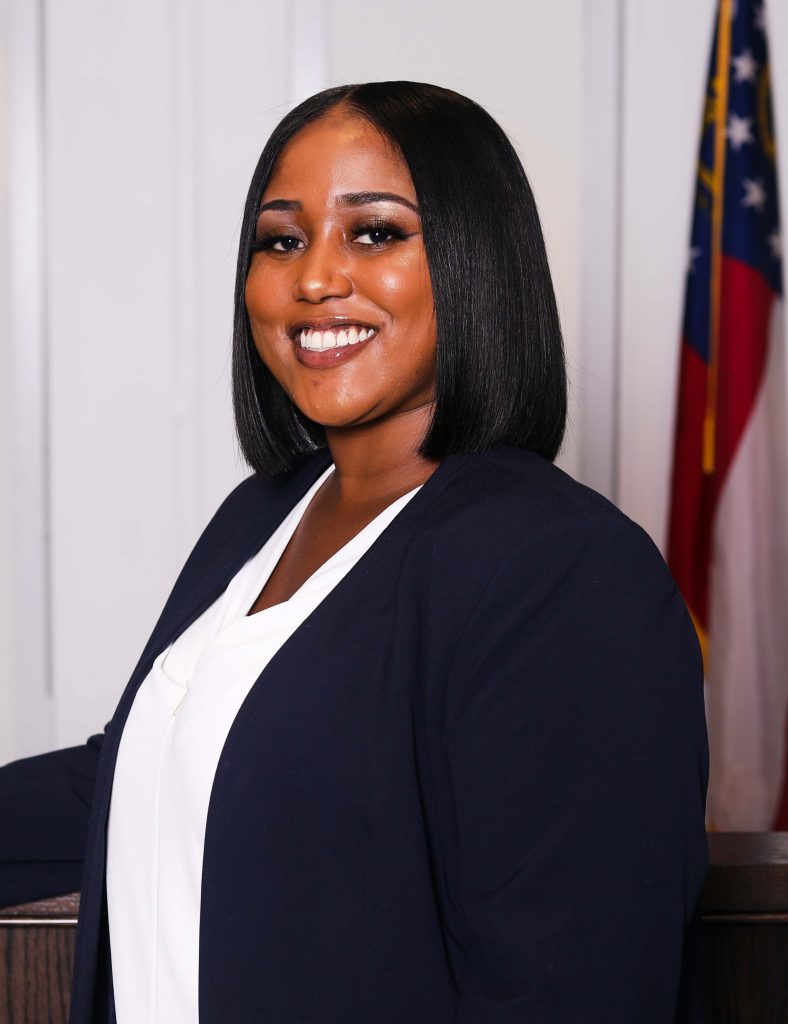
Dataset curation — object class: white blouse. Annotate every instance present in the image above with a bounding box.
[106,463,423,1024]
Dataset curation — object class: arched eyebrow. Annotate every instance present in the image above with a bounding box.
[257,191,420,215]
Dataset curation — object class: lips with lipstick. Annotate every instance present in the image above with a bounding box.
[289,318,379,352]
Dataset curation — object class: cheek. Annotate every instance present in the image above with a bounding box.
[245,274,268,328]
[244,262,287,325]
[372,248,431,308]
[245,276,281,360]
[373,257,436,377]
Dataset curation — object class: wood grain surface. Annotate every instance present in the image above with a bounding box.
[0,895,79,1024]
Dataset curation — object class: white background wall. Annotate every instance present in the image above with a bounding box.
[1,0,786,760]
[0,0,13,758]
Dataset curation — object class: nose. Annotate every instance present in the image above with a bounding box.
[293,232,352,302]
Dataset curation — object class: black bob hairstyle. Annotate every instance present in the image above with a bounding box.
[232,81,567,477]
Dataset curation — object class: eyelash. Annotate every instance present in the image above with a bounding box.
[250,218,410,254]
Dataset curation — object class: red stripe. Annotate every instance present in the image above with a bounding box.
[668,256,775,630]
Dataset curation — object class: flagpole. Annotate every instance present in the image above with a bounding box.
[704,0,733,475]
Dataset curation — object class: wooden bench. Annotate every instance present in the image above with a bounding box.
[1,833,786,1022]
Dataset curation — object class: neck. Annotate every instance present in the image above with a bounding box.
[321,403,440,506]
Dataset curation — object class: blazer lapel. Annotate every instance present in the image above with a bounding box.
[136,448,334,674]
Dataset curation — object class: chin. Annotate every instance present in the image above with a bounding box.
[304,413,365,430]
[292,391,368,423]
[297,403,374,430]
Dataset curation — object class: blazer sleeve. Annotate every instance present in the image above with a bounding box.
[443,508,709,1023]
[0,728,106,908]
[0,474,271,911]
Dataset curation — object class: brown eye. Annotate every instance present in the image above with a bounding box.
[353,219,410,247]
[250,234,304,253]
[355,226,396,246]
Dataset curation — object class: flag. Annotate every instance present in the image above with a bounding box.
[667,0,788,831]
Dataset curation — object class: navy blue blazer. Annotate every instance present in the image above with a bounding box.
[1,444,709,1023]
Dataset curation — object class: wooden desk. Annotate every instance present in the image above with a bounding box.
[0,893,79,1024]
[699,832,788,1022]
[1,833,786,1022]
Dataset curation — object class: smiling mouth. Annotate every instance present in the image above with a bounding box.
[293,324,378,351]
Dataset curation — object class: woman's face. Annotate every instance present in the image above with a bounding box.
[245,108,436,430]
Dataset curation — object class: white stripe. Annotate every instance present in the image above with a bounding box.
[706,298,788,829]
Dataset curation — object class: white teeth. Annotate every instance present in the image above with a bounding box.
[297,325,376,350]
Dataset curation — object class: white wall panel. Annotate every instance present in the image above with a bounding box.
[193,0,290,519]
[0,0,16,760]
[46,0,186,746]
[3,0,52,761]
[618,0,717,552]
[580,0,622,501]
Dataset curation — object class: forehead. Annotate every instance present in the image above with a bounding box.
[263,110,415,200]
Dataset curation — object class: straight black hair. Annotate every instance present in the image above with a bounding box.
[232,81,567,477]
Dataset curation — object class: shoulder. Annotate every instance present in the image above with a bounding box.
[429,452,705,741]
[423,445,626,532]
[397,446,695,674]
[412,444,664,583]
[201,473,277,531]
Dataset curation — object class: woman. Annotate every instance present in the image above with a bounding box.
[0,82,708,1023]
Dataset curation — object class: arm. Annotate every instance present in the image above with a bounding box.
[444,509,709,1023]
[0,729,106,908]
[0,472,275,911]
[0,473,273,911]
